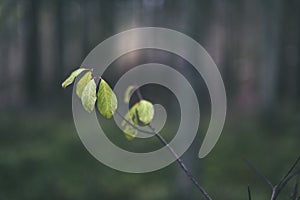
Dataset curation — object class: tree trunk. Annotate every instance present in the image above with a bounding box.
[23,0,40,104]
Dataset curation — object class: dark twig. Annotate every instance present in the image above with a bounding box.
[273,156,300,199]
[135,87,143,101]
[248,185,252,200]
[147,125,213,200]
[245,159,274,188]
[115,110,213,200]
[270,186,278,200]
[290,175,299,200]
[119,87,213,199]
[246,155,300,200]
[278,156,300,188]
[278,169,300,195]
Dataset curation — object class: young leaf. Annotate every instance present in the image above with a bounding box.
[136,100,154,125]
[61,68,87,88]
[81,79,97,113]
[97,79,118,119]
[120,100,154,140]
[129,103,139,125]
[76,71,92,98]
[124,85,136,103]
[121,112,138,140]
[124,126,138,140]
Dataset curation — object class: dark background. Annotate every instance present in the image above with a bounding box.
[0,0,299,199]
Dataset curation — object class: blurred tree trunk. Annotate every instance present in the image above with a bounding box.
[0,1,27,108]
[100,1,115,37]
[0,7,10,107]
[260,0,282,111]
[23,0,40,104]
[278,0,300,107]
[80,0,90,56]
[171,1,206,199]
[233,0,264,115]
[54,0,64,85]
[39,1,63,97]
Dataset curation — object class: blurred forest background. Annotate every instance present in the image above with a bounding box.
[0,0,300,199]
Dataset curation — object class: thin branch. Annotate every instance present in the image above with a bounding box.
[116,108,212,200]
[135,87,143,101]
[290,175,299,200]
[115,110,154,135]
[277,169,300,194]
[245,159,274,189]
[117,87,213,200]
[116,109,212,199]
[245,156,299,200]
[248,185,252,200]
[273,155,300,199]
[148,125,213,200]
[278,156,300,188]
[116,109,213,200]
[270,186,278,200]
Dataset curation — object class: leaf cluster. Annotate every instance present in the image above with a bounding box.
[62,68,154,139]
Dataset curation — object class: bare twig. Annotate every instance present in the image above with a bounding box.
[278,156,300,188]
[278,169,300,195]
[270,186,278,200]
[116,85,213,200]
[135,87,143,101]
[245,159,274,188]
[273,156,300,199]
[148,125,213,200]
[116,110,213,200]
[246,155,300,200]
[290,175,299,200]
[248,185,252,200]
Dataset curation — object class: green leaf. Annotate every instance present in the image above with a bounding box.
[136,100,154,125]
[76,71,92,98]
[124,85,136,103]
[124,126,138,140]
[81,79,97,113]
[96,79,118,119]
[61,68,87,88]
[120,100,154,140]
[121,111,138,140]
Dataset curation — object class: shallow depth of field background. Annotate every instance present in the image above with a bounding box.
[0,0,300,199]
